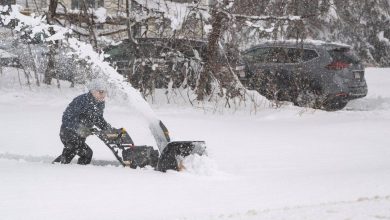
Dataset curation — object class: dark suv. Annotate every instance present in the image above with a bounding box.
[237,40,368,111]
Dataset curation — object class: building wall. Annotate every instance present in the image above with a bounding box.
[15,0,48,13]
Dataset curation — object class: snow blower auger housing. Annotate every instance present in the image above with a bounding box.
[93,127,207,172]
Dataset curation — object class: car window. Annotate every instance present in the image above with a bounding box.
[328,47,360,64]
[303,49,319,61]
[106,47,125,57]
[243,47,271,63]
[266,47,289,63]
[181,46,197,58]
[105,43,135,60]
[286,48,302,63]
[244,47,310,63]
[285,48,318,63]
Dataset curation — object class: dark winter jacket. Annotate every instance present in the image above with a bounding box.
[61,92,110,134]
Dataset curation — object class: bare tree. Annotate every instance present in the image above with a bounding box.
[196,1,229,100]
[43,0,58,85]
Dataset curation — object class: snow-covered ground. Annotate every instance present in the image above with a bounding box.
[0,68,390,220]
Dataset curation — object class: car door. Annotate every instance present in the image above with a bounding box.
[243,46,296,100]
[242,47,276,95]
[265,47,296,101]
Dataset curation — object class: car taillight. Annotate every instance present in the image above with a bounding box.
[326,61,350,70]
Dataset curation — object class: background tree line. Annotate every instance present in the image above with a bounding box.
[1,0,389,103]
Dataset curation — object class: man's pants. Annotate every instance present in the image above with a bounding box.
[54,129,93,165]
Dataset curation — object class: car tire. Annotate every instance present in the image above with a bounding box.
[321,97,348,111]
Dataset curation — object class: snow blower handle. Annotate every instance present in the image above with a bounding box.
[90,127,122,134]
[90,127,129,143]
[89,128,112,137]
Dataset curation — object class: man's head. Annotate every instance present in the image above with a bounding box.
[88,79,107,102]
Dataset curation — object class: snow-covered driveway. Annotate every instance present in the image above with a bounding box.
[0,68,389,220]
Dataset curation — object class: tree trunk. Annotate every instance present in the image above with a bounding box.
[196,7,226,100]
[126,0,131,39]
[80,0,98,49]
[48,0,58,18]
[44,0,58,85]
[44,44,56,85]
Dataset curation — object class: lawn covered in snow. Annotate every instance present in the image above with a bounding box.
[0,68,390,220]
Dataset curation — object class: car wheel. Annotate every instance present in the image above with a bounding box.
[321,97,348,111]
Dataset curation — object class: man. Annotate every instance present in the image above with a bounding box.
[53,79,112,165]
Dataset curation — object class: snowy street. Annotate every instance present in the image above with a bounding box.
[1,68,390,220]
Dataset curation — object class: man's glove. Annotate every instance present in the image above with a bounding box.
[77,126,93,138]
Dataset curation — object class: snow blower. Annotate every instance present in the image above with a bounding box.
[92,123,207,172]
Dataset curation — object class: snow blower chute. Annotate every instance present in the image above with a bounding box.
[93,122,207,172]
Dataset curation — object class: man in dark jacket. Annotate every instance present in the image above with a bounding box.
[53,79,112,165]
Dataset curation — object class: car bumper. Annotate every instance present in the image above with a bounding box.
[347,85,368,99]
[327,84,367,101]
